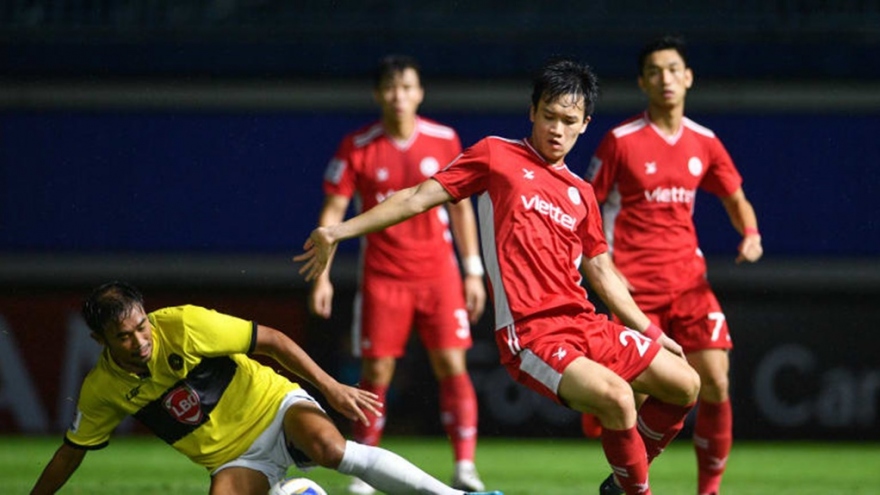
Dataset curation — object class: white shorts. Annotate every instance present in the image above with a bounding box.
[211,388,325,486]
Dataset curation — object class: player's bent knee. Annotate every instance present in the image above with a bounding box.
[301,434,347,469]
[698,372,729,402]
[679,366,701,405]
[590,385,638,428]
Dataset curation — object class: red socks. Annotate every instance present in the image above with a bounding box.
[351,382,388,446]
[601,427,651,495]
[439,372,478,462]
[354,374,478,465]
[581,413,603,438]
[694,400,732,495]
[636,397,694,463]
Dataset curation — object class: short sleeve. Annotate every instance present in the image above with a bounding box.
[585,132,618,204]
[433,138,491,200]
[180,306,255,357]
[580,184,609,259]
[700,138,742,198]
[323,137,357,199]
[65,378,126,449]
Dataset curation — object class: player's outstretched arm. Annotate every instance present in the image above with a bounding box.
[30,443,87,495]
[254,324,383,425]
[720,187,763,264]
[295,178,454,281]
[581,252,685,357]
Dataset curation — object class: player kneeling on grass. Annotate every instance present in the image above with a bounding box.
[29,281,503,495]
[296,58,701,495]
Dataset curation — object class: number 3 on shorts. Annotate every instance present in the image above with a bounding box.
[619,329,652,357]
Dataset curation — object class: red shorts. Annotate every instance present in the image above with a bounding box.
[621,279,732,354]
[354,270,471,358]
[496,310,662,405]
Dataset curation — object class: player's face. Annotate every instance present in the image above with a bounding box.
[375,67,424,124]
[529,94,590,165]
[96,304,153,374]
[638,48,693,109]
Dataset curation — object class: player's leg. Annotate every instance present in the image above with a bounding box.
[418,273,482,491]
[210,391,329,495]
[687,349,732,495]
[672,284,733,495]
[628,348,700,464]
[349,276,414,494]
[351,278,412,444]
[427,347,482,491]
[560,357,654,495]
[284,401,499,495]
[581,307,669,441]
[353,356,395,446]
[500,315,657,495]
[210,466,270,495]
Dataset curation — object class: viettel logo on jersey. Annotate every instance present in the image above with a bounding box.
[163,384,203,425]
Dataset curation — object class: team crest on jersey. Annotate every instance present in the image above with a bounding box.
[567,187,581,205]
[163,384,203,425]
[688,157,703,176]
[168,353,184,371]
[420,157,440,177]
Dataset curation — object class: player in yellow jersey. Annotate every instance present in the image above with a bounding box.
[30,281,503,495]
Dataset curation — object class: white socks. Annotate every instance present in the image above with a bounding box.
[337,440,462,495]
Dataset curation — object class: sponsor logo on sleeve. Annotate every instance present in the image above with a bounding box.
[585,156,602,180]
[324,157,347,184]
[70,409,82,433]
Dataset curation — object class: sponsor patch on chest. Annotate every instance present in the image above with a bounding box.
[163,384,203,425]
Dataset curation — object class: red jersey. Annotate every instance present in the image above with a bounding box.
[433,136,608,330]
[586,113,742,294]
[324,117,463,279]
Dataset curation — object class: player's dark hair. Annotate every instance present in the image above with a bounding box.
[82,281,144,336]
[374,54,421,88]
[638,35,689,74]
[530,58,599,119]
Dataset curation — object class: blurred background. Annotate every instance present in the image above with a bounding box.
[1,1,878,441]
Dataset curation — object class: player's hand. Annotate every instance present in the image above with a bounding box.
[309,278,334,319]
[736,233,763,264]
[323,382,383,426]
[657,333,685,359]
[294,227,337,282]
[463,275,486,324]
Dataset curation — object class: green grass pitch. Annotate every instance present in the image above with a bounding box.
[4,435,879,494]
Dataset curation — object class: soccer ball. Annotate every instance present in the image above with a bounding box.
[269,477,327,495]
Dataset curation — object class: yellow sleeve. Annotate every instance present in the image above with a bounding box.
[65,370,127,449]
[180,305,256,357]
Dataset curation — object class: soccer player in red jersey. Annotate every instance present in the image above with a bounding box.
[584,35,764,495]
[310,55,487,494]
[298,58,701,495]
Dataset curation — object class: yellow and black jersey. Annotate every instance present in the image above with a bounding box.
[65,305,299,470]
